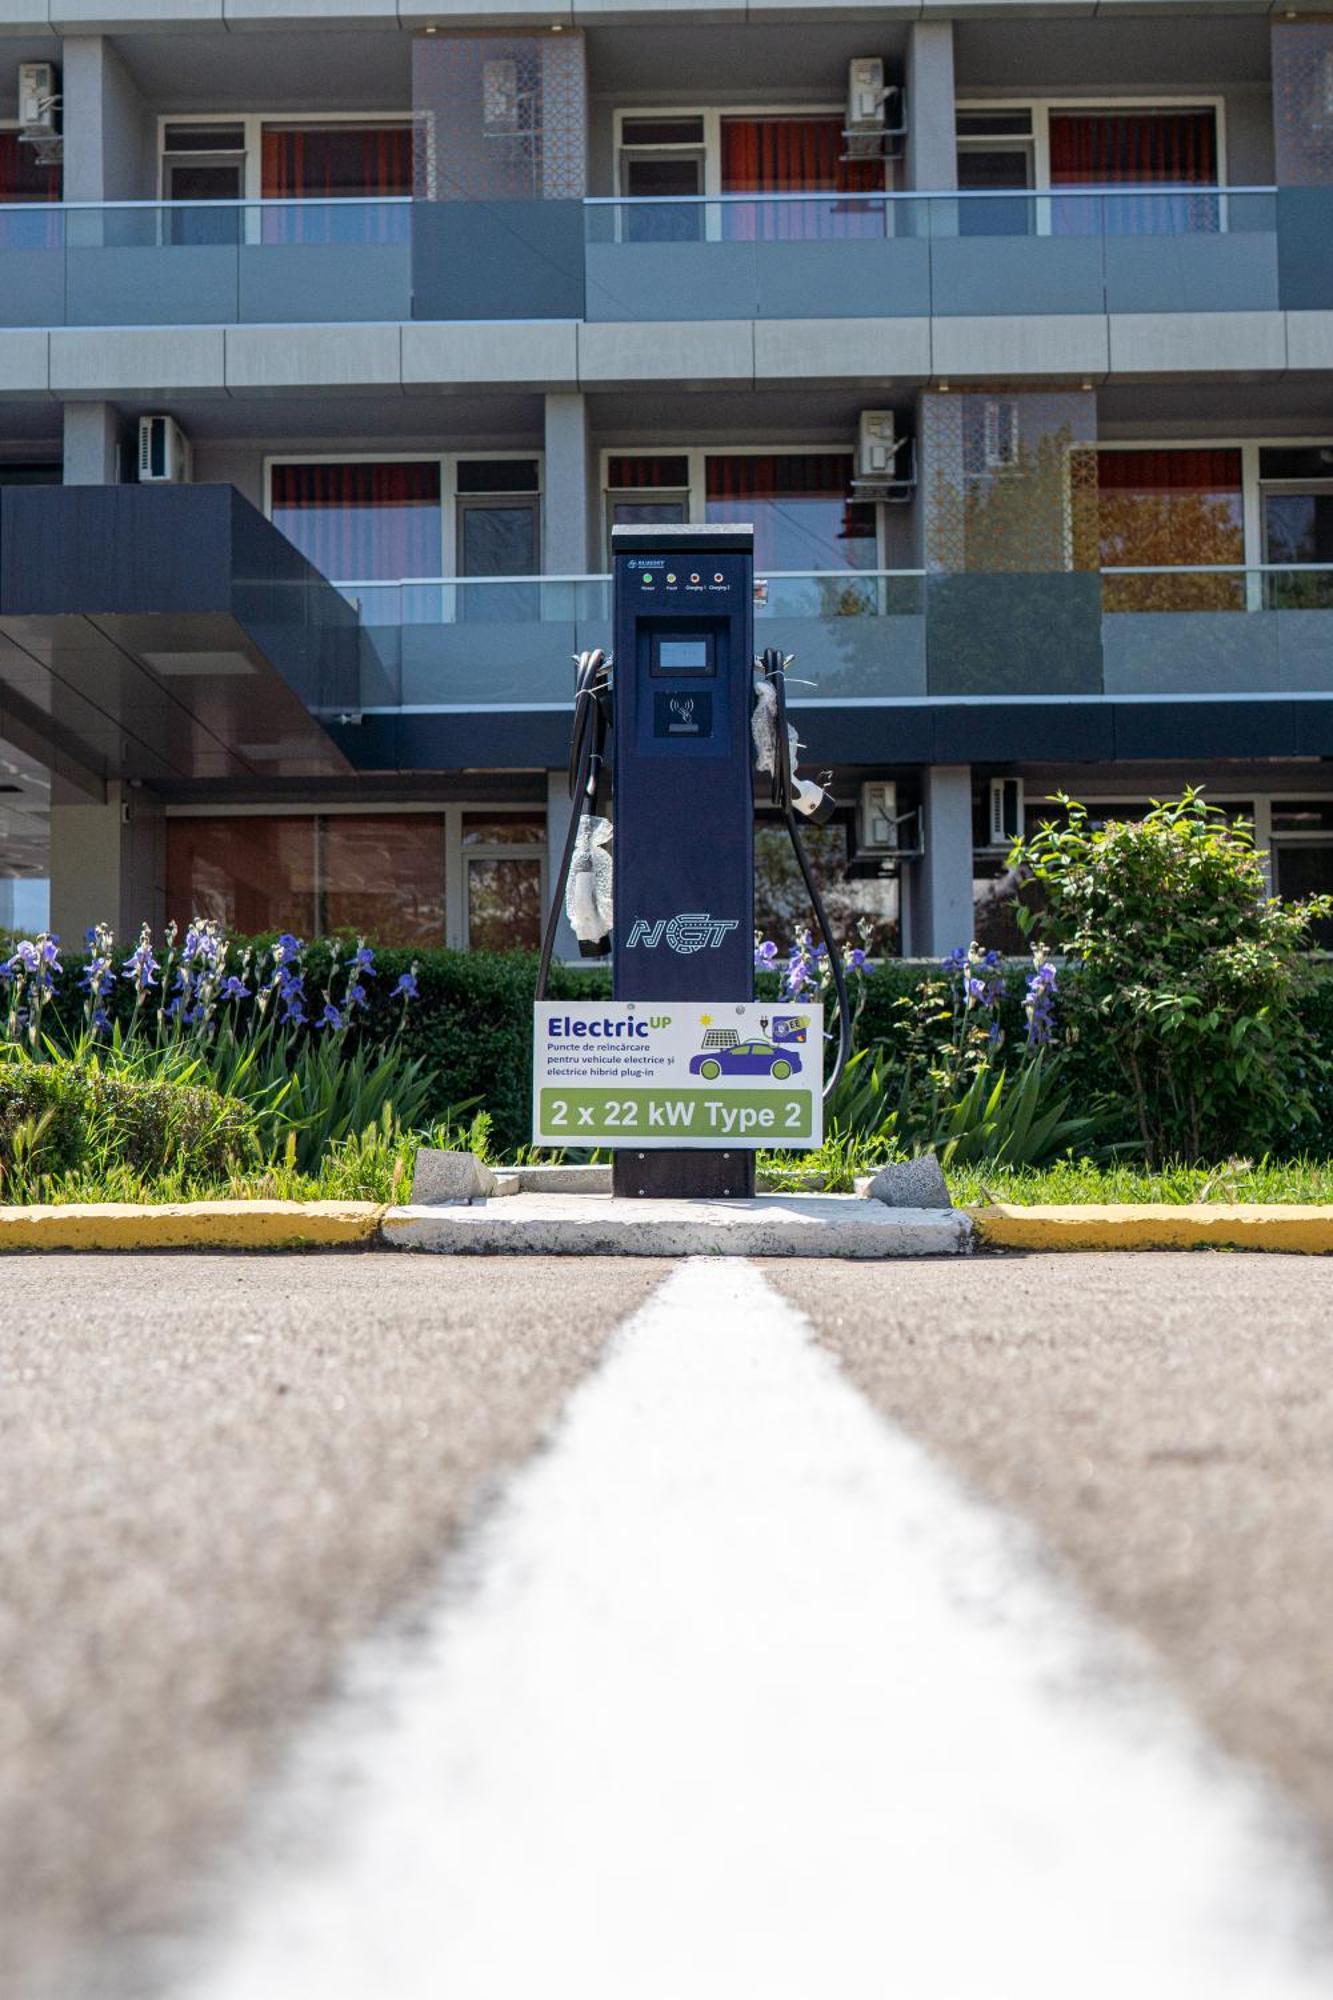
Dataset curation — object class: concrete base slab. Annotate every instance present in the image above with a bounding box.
[381,1193,973,1259]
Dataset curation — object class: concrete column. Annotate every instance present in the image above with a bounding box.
[49,781,163,943]
[545,770,580,964]
[905,22,957,194]
[63,402,123,485]
[910,765,974,957]
[543,392,593,575]
[61,36,155,203]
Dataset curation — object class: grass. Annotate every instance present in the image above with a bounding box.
[944,1157,1333,1207]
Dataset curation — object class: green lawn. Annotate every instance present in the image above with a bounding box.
[943,1158,1333,1207]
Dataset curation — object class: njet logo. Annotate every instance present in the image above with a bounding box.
[626,912,739,954]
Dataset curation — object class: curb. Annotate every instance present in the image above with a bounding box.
[0,1201,385,1253]
[969,1203,1333,1256]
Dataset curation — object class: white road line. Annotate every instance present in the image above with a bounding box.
[166,1260,1333,2000]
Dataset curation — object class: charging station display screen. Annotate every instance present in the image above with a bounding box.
[532,1001,823,1150]
[651,635,713,677]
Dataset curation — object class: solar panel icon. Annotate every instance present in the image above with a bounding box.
[699,1027,741,1051]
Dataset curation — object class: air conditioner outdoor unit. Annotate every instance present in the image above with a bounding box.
[858,780,899,852]
[845,58,901,161]
[138,415,193,484]
[988,776,1024,849]
[18,62,58,137]
[857,409,897,482]
[983,398,1021,471]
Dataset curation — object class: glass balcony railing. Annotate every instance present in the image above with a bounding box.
[0,198,412,327]
[584,186,1285,321]
[334,564,1333,712]
[0,184,1324,328]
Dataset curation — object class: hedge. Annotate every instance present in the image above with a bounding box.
[16,941,1333,1156]
[0,1060,256,1184]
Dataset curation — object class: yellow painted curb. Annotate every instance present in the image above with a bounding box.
[0,1201,386,1252]
[968,1203,1333,1256]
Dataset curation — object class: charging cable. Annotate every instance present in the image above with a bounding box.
[536,647,613,1004]
[756,646,852,1101]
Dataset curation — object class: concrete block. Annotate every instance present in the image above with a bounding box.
[1107,311,1285,377]
[754,317,931,383]
[410,1149,497,1205]
[865,1154,952,1211]
[382,1193,973,1258]
[401,319,579,391]
[577,318,753,389]
[50,326,224,393]
[516,1163,612,1192]
[224,325,402,391]
[0,330,49,393]
[1285,312,1333,372]
[932,314,1109,381]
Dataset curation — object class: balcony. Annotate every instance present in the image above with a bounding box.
[335,565,1333,717]
[0,186,1326,329]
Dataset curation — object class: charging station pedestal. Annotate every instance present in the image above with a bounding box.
[610,523,757,1200]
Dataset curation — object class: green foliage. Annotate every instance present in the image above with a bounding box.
[946,1154,1333,1207]
[0,1051,257,1199]
[1016,790,1333,1164]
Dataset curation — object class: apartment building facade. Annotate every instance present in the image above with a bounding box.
[2,2,1332,956]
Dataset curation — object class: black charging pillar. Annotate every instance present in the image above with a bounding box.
[610,522,756,1199]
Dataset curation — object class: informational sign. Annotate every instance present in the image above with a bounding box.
[532,1000,823,1151]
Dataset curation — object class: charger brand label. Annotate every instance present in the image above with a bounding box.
[532,1001,823,1151]
[625,913,739,953]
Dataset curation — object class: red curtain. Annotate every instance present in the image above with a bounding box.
[1049,111,1217,186]
[261,125,412,242]
[1097,449,1241,493]
[607,455,690,490]
[262,125,413,198]
[706,453,856,500]
[0,133,61,248]
[1049,110,1218,236]
[721,117,884,241]
[271,462,441,581]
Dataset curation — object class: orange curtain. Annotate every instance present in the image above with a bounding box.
[721,117,884,241]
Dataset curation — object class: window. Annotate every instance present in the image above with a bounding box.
[720,116,884,240]
[167,817,316,937]
[754,820,899,955]
[271,462,442,582]
[605,455,690,557]
[1098,449,1244,610]
[955,101,1222,237]
[261,122,412,243]
[462,814,544,953]
[1260,447,1333,610]
[618,115,706,242]
[321,816,445,945]
[0,129,61,249]
[705,454,877,572]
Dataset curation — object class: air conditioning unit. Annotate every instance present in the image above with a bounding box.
[983,398,1021,471]
[482,58,524,136]
[18,62,58,137]
[988,776,1024,849]
[857,409,897,482]
[138,415,193,485]
[858,780,899,852]
[848,58,887,134]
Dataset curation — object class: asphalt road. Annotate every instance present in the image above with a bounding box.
[0,1254,669,2000]
[3,1249,1333,1997]
[774,1253,1333,1861]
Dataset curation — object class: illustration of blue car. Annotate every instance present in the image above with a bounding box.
[688,1039,802,1081]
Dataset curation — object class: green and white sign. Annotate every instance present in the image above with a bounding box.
[532,1000,823,1150]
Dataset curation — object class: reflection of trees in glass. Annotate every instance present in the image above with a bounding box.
[1099,490,1244,611]
[753,823,898,951]
[468,858,542,951]
[956,426,1088,574]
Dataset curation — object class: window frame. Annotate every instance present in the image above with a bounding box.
[600,441,886,569]
[263,451,545,585]
[157,110,415,205]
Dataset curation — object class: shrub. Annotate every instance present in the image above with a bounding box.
[1016,790,1333,1163]
[0,1054,257,1197]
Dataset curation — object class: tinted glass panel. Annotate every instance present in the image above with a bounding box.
[456,459,539,494]
[271,462,442,581]
[467,857,542,951]
[166,818,315,937]
[322,816,445,946]
[462,814,544,847]
[621,118,705,146]
[1099,449,1243,610]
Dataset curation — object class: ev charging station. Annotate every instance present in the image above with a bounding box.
[534,522,849,1202]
